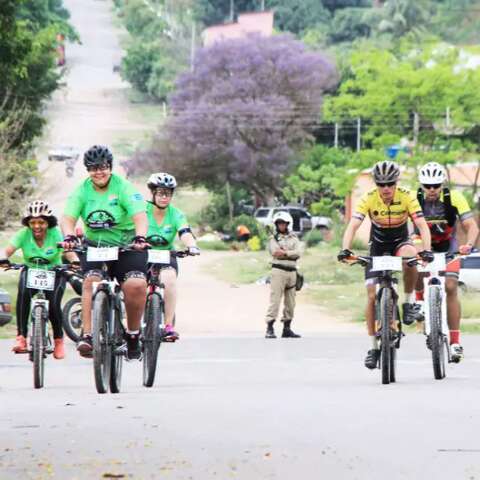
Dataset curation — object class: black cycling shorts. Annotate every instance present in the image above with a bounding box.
[365,239,413,281]
[79,249,148,283]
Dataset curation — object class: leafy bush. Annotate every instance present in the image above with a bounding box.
[304,229,325,248]
[247,236,262,252]
[197,240,230,251]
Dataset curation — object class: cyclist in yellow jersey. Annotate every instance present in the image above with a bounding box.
[414,162,479,362]
[338,160,433,369]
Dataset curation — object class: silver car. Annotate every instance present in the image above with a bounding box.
[0,288,12,327]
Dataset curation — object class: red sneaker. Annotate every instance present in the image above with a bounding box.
[12,335,27,353]
[53,338,65,359]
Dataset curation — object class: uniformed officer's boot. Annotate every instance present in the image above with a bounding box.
[265,321,276,339]
[282,320,301,338]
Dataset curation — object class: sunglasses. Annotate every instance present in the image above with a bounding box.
[376,181,396,188]
[87,164,110,172]
[154,189,173,198]
[422,184,442,190]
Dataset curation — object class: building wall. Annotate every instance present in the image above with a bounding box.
[203,11,274,46]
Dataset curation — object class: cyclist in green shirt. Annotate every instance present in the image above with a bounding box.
[61,145,149,359]
[146,173,200,341]
[3,201,79,359]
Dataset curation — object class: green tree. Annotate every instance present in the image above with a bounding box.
[324,42,480,148]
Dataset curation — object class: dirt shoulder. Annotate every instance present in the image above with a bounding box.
[177,251,362,335]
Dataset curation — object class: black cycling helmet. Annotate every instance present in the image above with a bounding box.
[83,145,113,169]
[372,160,400,183]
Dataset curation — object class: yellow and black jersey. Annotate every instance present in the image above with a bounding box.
[353,187,423,244]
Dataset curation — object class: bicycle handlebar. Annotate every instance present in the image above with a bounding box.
[342,255,420,268]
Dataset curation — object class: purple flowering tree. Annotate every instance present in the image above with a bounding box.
[148,34,338,206]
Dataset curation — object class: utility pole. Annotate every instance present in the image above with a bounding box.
[334,123,339,148]
[230,0,234,21]
[356,118,361,152]
[413,112,419,146]
[260,0,265,10]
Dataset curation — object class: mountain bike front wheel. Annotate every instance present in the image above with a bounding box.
[92,290,112,394]
[143,293,163,388]
[429,285,446,380]
[32,305,47,389]
[380,287,395,385]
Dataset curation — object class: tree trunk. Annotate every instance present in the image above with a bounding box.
[226,180,234,223]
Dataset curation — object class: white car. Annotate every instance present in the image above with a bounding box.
[48,145,80,162]
[254,206,331,236]
[459,253,480,291]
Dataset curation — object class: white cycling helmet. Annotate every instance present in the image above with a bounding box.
[147,172,177,190]
[24,200,53,218]
[22,200,57,227]
[272,211,293,230]
[418,162,447,185]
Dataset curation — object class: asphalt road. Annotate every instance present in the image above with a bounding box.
[1,334,480,479]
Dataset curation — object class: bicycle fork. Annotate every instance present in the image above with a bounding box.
[423,277,451,363]
[30,299,52,359]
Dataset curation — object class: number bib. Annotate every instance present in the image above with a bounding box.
[27,269,56,291]
[419,253,447,273]
[148,250,171,265]
[87,247,119,262]
[371,256,403,272]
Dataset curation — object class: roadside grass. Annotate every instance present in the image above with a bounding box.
[203,242,480,331]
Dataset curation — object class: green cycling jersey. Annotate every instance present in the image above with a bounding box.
[9,227,63,269]
[63,173,146,246]
[146,202,189,250]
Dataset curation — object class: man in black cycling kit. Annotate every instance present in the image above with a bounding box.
[61,145,149,360]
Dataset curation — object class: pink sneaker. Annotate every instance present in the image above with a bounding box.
[163,324,179,342]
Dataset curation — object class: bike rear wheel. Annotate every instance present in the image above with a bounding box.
[429,285,446,380]
[143,293,163,388]
[32,305,46,389]
[380,287,394,385]
[109,302,124,394]
[92,291,111,394]
[62,297,82,343]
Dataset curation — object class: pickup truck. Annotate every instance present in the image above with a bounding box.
[254,206,331,236]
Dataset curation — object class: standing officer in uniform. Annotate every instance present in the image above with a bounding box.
[265,211,301,339]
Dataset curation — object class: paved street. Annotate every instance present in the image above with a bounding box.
[2,334,480,479]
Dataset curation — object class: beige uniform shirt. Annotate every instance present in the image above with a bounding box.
[268,232,301,269]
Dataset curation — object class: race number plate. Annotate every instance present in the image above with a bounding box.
[419,253,447,273]
[371,256,403,272]
[27,269,56,291]
[87,247,119,262]
[148,250,171,265]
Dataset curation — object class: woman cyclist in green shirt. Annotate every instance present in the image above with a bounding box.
[4,201,79,359]
[146,173,200,341]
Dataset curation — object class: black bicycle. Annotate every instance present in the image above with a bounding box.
[142,248,192,388]
[72,244,131,394]
[346,255,418,385]
[2,260,75,389]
